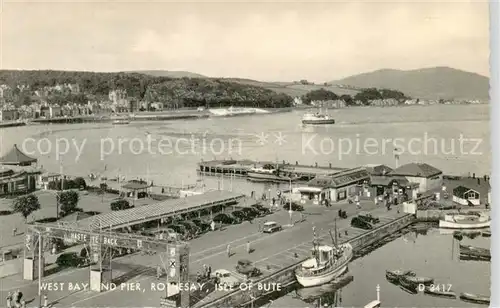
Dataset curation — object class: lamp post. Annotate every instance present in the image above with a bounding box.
[287,178,293,226]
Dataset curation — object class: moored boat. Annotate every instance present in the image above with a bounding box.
[403,275,434,286]
[247,164,300,183]
[295,228,353,287]
[424,286,456,299]
[295,243,353,287]
[385,270,415,282]
[481,230,491,237]
[112,118,130,125]
[439,213,491,229]
[398,276,418,294]
[459,292,490,305]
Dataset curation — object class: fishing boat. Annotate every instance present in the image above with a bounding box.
[296,275,353,302]
[402,275,434,286]
[385,270,415,282]
[439,213,490,229]
[295,228,353,287]
[424,286,456,299]
[459,292,490,305]
[302,112,335,125]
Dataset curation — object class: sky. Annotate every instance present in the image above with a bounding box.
[0,0,490,82]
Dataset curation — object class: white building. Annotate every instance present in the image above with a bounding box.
[387,163,443,193]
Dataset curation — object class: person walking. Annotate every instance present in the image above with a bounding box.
[258,220,262,232]
[207,264,212,278]
[356,201,361,209]
[226,244,231,258]
[12,228,17,237]
[156,265,162,280]
[6,291,12,308]
[246,241,251,254]
[210,220,215,232]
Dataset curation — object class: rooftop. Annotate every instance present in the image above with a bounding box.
[389,163,442,178]
[0,144,37,166]
[75,190,244,230]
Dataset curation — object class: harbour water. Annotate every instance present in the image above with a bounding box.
[279,226,491,307]
[0,104,491,306]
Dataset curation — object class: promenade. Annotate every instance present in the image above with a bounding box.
[0,198,405,308]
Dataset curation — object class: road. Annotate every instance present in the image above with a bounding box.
[0,199,402,307]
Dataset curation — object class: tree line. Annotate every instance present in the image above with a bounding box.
[301,87,409,105]
[0,70,294,109]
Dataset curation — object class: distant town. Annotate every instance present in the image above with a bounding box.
[0,80,487,123]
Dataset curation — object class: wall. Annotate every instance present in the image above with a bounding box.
[201,214,414,308]
[406,174,442,193]
[415,208,487,221]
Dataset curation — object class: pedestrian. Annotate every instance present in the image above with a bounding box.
[43,294,48,308]
[6,291,12,308]
[51,243,57,255]
[227,244,231,258]
[12,227,17,237]
[356,201,361,209]
[156,265,162,279]
[246,241,251,254]
[272,197,276,206]
[207,265,212,278]
[202,264,207,277]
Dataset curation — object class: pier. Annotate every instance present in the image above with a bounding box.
[194,209,414,308]
[198,159,346,181]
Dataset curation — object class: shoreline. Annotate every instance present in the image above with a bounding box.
[0,103,487,127]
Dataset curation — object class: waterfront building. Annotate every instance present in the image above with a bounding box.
[292,167,370,204]
[0,145,40,195]
[0,165,40,196]
[387,163,443,193]
[448,176,491,205]
[0,109,19,121]
[452,186,481,206]
[121,179,151,199]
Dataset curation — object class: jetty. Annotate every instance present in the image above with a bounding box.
[198,159,346,181]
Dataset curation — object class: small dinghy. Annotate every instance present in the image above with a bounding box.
[424,286,456,299]
[481,230,491,237]
[385,270,415,281]
[403,276,434,286]
[459,292,490,305]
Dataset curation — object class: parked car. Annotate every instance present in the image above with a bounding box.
[191,219,211,232]
[236,259,262,277]
[178,221,201,235]
[282,202,304,211]
[212,269,240,288]
[153,228,178,241]
[241,207,260,219]
[351,216,374,230]
[167,224,187,236]
[231,210,247,221]
[358,212,380,224]
[253,205,271,216]
[213,213,237,225]
[262,221,282,233]
[56,252,85,268]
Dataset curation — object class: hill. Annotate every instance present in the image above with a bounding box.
[221,78,360,97]
[0,70,293,108]
[330,67,489,101]
[130,70,207,78]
